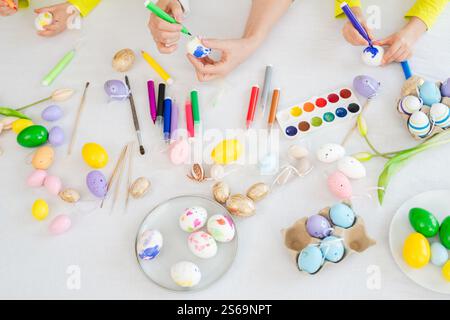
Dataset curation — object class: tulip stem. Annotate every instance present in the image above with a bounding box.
[363,136,390,159]
[15,96,51,111]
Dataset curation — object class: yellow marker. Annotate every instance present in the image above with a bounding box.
[141,50,174,85]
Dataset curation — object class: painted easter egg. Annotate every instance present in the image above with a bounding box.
[137,229,163,260]
[49,214,72,235]
[398,95,423,115]
[41,105,63,122]
[353,75,380,98]
[31,145,54,170]
[207,214,235,243]
[430,242,448,267]
[48,126,65,146]
[186,36,212,59]
[329,203,356,228]
[419,80,442,106]
[179,206,208,233]
[17,125,48,148]
[320,236,345,263]
[171,261,201,288]
[12,119,33,134]
[104,80,130,101]
[430,103,450,128]
[82,143,109,169]
[169,139,190,165]
[225,194,256,217]
[361,45,384,67]
[439,216,450,249]
[306,214,332,239]
[32,199,49,221]
[27,169,47,187]
[297,245,324,274]
[35,12,53,31]
[441,78,450,97]
[408,207,439,237]
[112,48,135,72]
[86,170,107,198]
[408,111,431,138]
[187,231,218,259]
[327,171,352,200]
[44,175,62,195]
[337,156,366,179]
[317,143,345,163]
[443,261,450,281]
[403,232,430,268]
[211,139,243,165]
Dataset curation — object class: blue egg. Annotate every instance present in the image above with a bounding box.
[297,245,324,274]
[42,105,63,122]
[419,81,442,106]
[430,242,448,266]
[329,203,356,228]
[320,236,345,263]
[48,126,65,146]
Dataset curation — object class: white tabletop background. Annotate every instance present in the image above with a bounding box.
[1,0,449,300]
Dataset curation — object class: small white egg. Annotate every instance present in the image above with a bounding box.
[188,231,217,259]
[398,95,423,115]
[337,156,366,179]
[288,145,309,161]
[408,111,431,138]
[186,36,211,59]
[179,206,208,233]
[207,214,235,242]
[317,143,345,163]
[361,45,384,67]
[430,103,450,128]
[170,261,201,288]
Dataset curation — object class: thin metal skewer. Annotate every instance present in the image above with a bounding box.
[68,82,90,156]
[124,76,145,155]
[101,144,128,209]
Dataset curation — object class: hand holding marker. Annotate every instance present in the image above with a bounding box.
[144,0,191,36]
[340,2,373,48]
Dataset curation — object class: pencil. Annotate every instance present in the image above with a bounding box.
[268,88,280,130]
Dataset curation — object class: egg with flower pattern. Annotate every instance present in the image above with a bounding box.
[179,206,208,233]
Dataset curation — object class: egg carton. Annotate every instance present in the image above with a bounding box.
[398,76,450,140]
[282,201,375,275]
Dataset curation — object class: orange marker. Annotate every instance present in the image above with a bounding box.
[268,88,280,130]
[4,0,17,9]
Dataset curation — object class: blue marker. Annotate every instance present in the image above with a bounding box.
[401,61,412,80]
[340,2,373,47]
[163,98,172,143]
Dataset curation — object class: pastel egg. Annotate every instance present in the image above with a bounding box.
[171,261,201,288]
[35,12,53,31]
[317,143,345,163]
[49,214,72,235]
[403,232,430,268]
[179,206,208,233]
[211,139,243,165]
[186,36,211,59]
[442,261,450,281]
[12,119,33,134]
[320,236,345,263]
[86,170,107,198]
[82,143,109,169]
[361,45,384,67]
[398,95,423,115]
[441,78,450,97]
[17,125,48,148]
[41,105,63,122]
[207,214,235,243]
[44,175,62,195]
[187,231,217,259]
[31,145,54,170]
[353,75,380,99]
[408,207,439,237]
[327,171,352,200]
[430,242,448,267]
[297,245,324,274]
[408,111,431,138]
[48,126,65,146]
[329,203,356,228]
[27,169,48,187]
[337,156,366,179]
[137,229,163,260]
[306,214,332,239]
[439,216,450,249]
[419,80,441,106]
[430,103,450,129]
[169,139,190,165]
[32,199,49,221]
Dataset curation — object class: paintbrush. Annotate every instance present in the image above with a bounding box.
[68,82,89,156]
[101,144,128,209]
[124,76,145,155]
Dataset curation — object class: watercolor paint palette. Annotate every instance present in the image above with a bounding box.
[276,88,361,138]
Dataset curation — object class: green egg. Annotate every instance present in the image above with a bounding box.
[439,216,450,249]
[17,125,48,148]
[408,207,439,237]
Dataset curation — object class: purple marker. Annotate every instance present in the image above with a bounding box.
[170,101,179,141]
[147,80,157,124]
[340,2,372,47]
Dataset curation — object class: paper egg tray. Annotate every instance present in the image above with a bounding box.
[398,76,450,140]
[276,88,362,139]
[282,202,376,274]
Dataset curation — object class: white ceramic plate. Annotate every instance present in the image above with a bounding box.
[135,195,238,292]
[389,190,450,294]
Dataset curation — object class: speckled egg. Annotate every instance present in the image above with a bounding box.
[179,206,208,233]
[188,231,217,259]
[337,156,366,179]
[327,171,352,200]
[441,78,450,97]
[41,105,63,122]
[329,203,356,228]
[207,214,235,242]
[49,214,72,235]
[48,126,65,146]
[171,261,201,288]
[27,169,47,187]
[297,245,324,274]
[398,95,423,115]
[317,143,345,163]
[86,170,107,198]
[32,145,54,170]
[430,103,450,129]
[408,111,431,138]
[137,229,163,260]
[430,242,448,267]
[320,236,345,263]
[419,80,441,106]
[306,214,332,239]
[43,175,62,195]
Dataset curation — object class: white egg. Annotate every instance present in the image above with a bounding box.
[179,206,208,232]
[337,156,366,179]
[361,45,384,67]
[430,103,450,128]
[207,214,235,242]
[408,111,431,138]
[137,230,163,260]
[186,36,211,59]
[170,261,201,288]
[317,143,346,163]
[398,95,423,115]
[188,231,218,259]
[35,12,53,31]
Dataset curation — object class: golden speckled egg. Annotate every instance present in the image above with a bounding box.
[32,145,54,170]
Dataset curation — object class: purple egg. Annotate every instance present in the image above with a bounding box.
[86,170,107,198]
[48,126,65,146]
[353,75,381,99]
[441,78,450,97]
[104,80,130,101]
[306,214,333,239]
[42,105,63,122]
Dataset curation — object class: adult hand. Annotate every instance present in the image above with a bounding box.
[0,0,17,16]
[35,2,73,37]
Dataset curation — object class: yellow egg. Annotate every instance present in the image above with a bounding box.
[82,143,109,169]
[211,139,243,165]
[443,261,450,281]
[12,119,33,134]
[32,199,49,221]
[403,232,430,268]
[32,145,54,170]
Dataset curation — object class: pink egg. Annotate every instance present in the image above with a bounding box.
[169,139,190,165]
[327,171,352,199]
[49,214,72,235]
[27,170,48,187]
[44,175,62,195]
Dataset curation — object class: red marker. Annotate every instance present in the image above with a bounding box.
[246,85,259,129]
[185,100,194,138]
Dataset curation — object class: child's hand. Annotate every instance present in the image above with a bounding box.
[148,0,184,54]
[374,17,427,65]
[0,0,17,16]
[35,2,73,37]
[341,7,374,46]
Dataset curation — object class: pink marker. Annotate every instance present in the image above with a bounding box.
[147,80,157,124]
[185,101,194,138]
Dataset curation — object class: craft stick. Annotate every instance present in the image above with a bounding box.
[100,144,128,209]
[125,142,134,210]
[112,145,129,211]
[42,49,76,86]
[67,82,89,156]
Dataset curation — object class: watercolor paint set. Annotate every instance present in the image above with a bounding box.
[276,88,362,139]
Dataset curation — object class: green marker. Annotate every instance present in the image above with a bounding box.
[42,49,75,86]
[144,0,192,36]
[191,90,200,125]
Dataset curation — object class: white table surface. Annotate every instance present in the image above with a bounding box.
[1,0,449,300]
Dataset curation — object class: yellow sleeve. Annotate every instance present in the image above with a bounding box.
[405,0,449,29]
[334,0,361,18]
[68,0,101,17]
